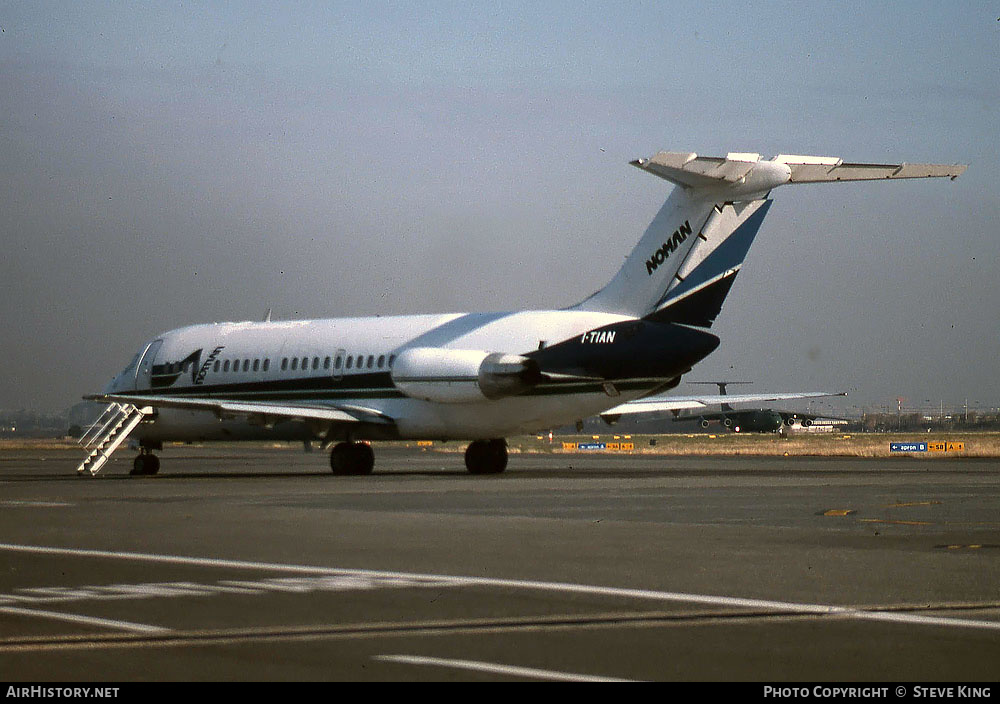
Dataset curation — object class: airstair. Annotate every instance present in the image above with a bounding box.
[76,403,151,476]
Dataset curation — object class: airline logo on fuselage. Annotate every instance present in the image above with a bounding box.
[194,346,225,385]
[645,220,692,275]
[150,346,224,387]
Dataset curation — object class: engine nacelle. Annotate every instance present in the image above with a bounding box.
[391,347,541,403]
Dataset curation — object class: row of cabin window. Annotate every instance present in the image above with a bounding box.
[209,354,396,374]
[213,358,269,373]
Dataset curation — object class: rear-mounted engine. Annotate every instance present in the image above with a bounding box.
[391,347,542,403]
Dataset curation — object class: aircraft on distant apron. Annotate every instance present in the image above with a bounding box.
[643,382,850,433]
[79,151,965,476]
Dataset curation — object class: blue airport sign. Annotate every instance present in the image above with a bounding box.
[890,442,927,452]
[577,443,607,451]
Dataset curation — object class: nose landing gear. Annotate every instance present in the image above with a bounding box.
[130,449,160,476]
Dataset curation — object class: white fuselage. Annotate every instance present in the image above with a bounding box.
[107,309,659,442]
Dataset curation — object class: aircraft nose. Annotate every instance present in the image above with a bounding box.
[103,366,132,394]
[103,343,154,394]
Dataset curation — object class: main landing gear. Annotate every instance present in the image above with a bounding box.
[130,449,160,476]
[329,441,375,475]
[464,439,508,475]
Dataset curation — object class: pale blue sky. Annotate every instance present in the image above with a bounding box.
[2,2,998,414]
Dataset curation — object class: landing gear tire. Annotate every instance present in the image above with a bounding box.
[130,452,160,476]
[465,439,508,475]
[329,442,375,475]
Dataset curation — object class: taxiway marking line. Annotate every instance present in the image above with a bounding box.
[0,543,336,575]
[1,542,998,634]
[0,606,169,634]
[374,654,637,682]
[853,611,1000,631]
[0,501,73,507]
[0,610,817,653]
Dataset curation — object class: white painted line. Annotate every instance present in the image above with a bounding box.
[0,576,458,607]
[374,654,637,682]
[0,543,335,574]
[0,606,170,634]
[854,611,1000,631]
[0,501,73,507]
[1,542,997,634]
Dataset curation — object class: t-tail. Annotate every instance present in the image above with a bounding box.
[573,151,966,327]
[690,380,752,413]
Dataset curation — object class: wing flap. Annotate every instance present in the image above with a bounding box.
[85,394,394,426]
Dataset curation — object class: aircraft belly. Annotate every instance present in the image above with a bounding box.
[135,391,645,443]
[136,408,315,443]
[387,391,646,439]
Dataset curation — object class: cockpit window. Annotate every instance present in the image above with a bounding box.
[118,351,142,380]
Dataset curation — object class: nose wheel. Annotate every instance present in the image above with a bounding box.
[130,450,160,476]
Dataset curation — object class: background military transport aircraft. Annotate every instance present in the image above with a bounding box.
[660,382,849,433]
[79,150,965,476]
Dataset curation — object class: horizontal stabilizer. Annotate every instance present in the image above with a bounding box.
[775,155,968,183]
[634,151,967,192]
[631,152,758,188]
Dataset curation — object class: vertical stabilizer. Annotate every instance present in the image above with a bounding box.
[572,186,719,318]
[573,151,965,326]
[690,381,752,413]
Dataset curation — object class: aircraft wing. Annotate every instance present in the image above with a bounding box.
[600,391,846,421]
[85,393,395,426]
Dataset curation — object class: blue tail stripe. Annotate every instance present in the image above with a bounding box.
[658,199,773,307]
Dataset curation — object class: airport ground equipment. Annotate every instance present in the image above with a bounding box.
[76,403,152,476]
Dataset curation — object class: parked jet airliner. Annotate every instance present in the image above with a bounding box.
[79,150,965,476]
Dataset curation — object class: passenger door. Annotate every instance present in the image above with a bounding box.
[332,348,346,381]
